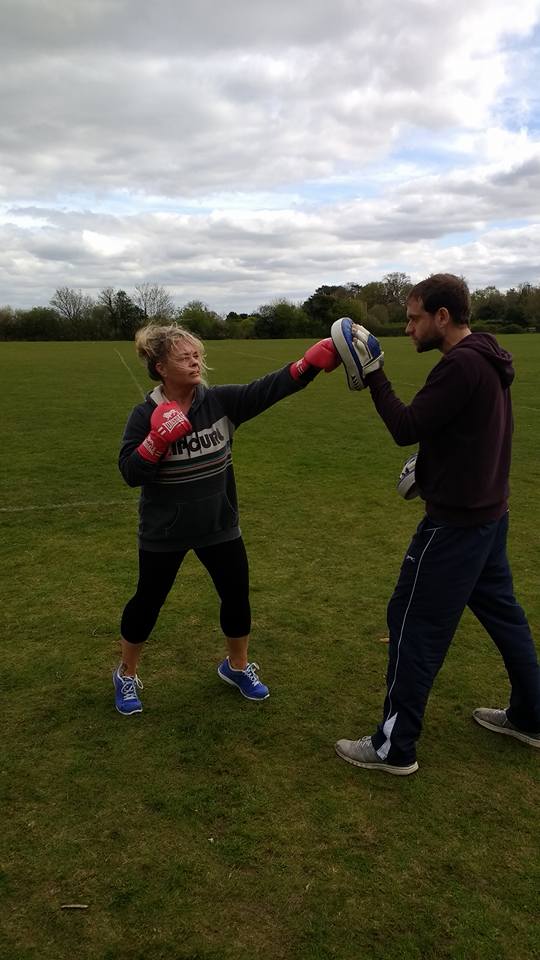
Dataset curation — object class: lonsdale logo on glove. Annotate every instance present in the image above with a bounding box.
[157,408,190,435]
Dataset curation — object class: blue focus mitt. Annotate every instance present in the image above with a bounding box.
[330,318,384,390]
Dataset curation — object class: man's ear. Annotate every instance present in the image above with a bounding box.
[437,306,450,328]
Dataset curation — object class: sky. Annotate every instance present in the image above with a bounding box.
[1,0,540,314]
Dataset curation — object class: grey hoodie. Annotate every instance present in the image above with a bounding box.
[119,363,313,550]
[367,333,515,525]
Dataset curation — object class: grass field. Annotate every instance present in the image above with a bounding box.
[1,336,539,960]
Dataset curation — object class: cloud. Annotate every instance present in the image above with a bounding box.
[1,0,540,310]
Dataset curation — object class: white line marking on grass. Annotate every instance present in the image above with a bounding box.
[0,499,136,514]
[114,348,146,399]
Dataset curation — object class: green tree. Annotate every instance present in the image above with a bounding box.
[471,286,506,323]
[302,285,350,336]
[504,304,527,327]
[359,281,386,309]
[177,301,224,339]
[13,306,62,340]
[367,303,390,326]
[98,287,144,338]
[519,284,540,326]
[0,306,17,340]
[327,297,367,326]
[254,299,310,339]
[223,312,257,339]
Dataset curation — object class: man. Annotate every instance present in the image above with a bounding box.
[331,273,540,775]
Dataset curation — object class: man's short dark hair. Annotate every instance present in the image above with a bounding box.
[408,274,471,326]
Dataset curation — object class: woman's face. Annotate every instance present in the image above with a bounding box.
[157,339,203,389]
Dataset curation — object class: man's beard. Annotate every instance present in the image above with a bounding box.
[416,335,443,353]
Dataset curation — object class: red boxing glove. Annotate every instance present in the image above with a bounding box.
[137,402,192,463]
[290,338,342,380]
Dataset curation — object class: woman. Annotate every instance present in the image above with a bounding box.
[114,323,340,714]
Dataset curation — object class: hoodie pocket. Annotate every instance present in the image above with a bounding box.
[139,500,177,543]
[165,493,238,542]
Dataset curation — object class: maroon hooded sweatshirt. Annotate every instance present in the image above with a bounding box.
[367,333,515,526]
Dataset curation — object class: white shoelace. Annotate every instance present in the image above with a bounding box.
[121,674,143,700]
[245,662,261,686]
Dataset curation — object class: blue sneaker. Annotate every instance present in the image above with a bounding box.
[113,666,143,715]
[217,658,269,701]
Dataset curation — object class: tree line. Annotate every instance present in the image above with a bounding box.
[1,275,539,341]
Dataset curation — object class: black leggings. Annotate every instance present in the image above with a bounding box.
[121,537,251,644]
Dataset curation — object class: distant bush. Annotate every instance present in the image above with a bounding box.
[471,322,499,333]
[370,323,406,337]
[499,323,526,334]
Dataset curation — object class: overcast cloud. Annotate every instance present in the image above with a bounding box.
[1,0,540,312]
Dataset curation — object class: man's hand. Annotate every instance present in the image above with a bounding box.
[290,338,342,380]
[330,318,384,390]
[137,402,192,463]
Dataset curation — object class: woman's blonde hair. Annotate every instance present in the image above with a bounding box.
[134,323,209,384]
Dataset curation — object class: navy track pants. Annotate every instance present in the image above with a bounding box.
[371,512,540,765]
